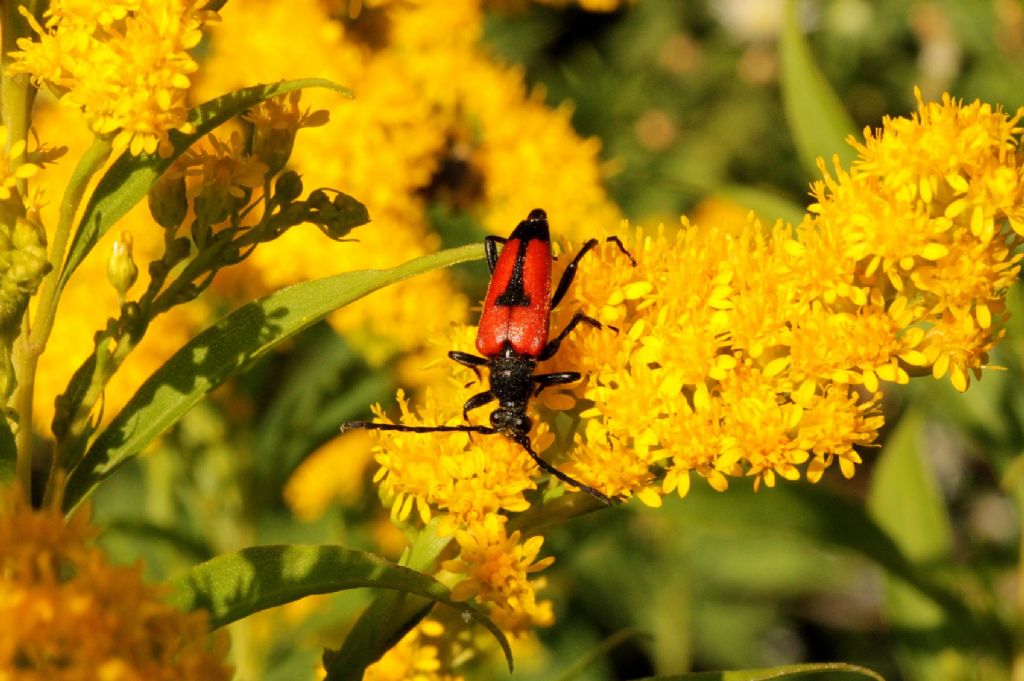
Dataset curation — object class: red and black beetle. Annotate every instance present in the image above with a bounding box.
[343,208,635,504]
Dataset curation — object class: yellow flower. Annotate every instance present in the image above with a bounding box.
[441,514,555,635]
[359,92,1022,652]
[0,490,231,679]
[9,0,218,156]
[284,430,377,520]
[364,619,462,681]
[243,90,330,175]
[0,126,42,203]
[811,90,1024,391]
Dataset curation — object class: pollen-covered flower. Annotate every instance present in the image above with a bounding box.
[9,0,218,156]
[811,89,1024,391]
[0,490,232,679]
[441,514,555,635]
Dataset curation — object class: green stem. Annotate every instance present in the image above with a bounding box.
[1,1,36,167]
[13,138,110,499]
[29,137,112,352]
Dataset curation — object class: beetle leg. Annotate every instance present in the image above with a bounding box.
[513,434,612,505]
[550,236,637,309]
[449,350,488,381]
[539,311,603,361]
[531,371,581,397]
[484,235,507,274]
[461,390,495,422]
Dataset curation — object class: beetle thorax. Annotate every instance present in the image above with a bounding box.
[487,345,537,435]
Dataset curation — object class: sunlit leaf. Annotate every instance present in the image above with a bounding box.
[168,544,513,670]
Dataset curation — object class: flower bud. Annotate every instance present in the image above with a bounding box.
[148,167,188,230]
[0,215,49,335]
[274,170,303,204]
[107,231,139,302]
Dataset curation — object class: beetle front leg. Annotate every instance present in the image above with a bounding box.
[461,390,495,422]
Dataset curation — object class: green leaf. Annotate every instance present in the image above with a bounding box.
[867,408,956,679]
[628,662,886,680]
[58,78,352,294]
[779,0,857,175]
[868,408,953,561]
[168,543,512,671]
[63,243,483,512]
[0,417,14,484]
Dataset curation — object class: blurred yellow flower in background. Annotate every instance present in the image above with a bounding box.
[0,490,231,679]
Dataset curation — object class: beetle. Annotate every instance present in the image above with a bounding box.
[342,208,635,504]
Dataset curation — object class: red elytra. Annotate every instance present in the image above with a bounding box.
[475,210,552,358]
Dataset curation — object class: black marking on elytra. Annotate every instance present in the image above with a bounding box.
[494,209,550,308]
[495,240,531,307]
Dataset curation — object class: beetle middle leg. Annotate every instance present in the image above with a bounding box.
[461,390,495,422]
[449,350,488,382]
[539,311,604,361]
[531,371,581,397]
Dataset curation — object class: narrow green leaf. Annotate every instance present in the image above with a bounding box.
[168,544,512,671]
[629,662,885,681]
[58,78,351,293]
[0,417,14,484]
[779,0,857,175]
[63,243,483,512]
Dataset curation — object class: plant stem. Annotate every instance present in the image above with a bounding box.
[1,1,36,167]
[3,0,40,497]
[12,139,111,498]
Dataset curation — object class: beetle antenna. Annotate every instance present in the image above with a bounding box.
[513,435,612,506]
[341,421,496,436]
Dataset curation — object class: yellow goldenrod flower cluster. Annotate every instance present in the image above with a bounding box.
[358,92,1024,654]
[0,491,231,679]
[10,0,219,156]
